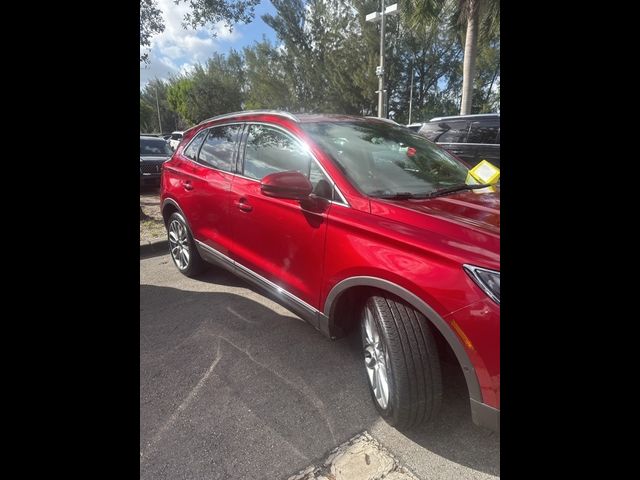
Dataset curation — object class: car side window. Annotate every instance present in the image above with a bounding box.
[198,125,241,172]
[182,130,208,160]
[437,121,470,143]
[418,123,448,142]
[243,125,311,180]
[467,119,500,144]
[243,124,336,200]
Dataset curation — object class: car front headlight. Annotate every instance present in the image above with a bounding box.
[463,264,500,304]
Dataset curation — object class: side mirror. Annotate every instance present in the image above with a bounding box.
[260,171,313,200]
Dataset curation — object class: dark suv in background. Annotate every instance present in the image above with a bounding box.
[140,135,173,187]
[417,113,500,167]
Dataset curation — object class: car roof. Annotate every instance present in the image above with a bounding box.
[428,113,500,122]
[140,135,165,140]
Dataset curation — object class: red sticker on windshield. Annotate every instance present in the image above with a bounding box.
[406,147,416,157]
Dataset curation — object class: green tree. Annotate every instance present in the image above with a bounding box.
[140,79,183,133]
[166,52,245,125]
[243,40,294,110]
[405,0,500,114]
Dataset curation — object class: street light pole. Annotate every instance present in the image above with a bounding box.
[377,0,386,118]
[366,2,399,118]
[155,85,163,135]
[408,64,414,124]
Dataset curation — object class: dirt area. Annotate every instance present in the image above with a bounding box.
[140,187,165,243]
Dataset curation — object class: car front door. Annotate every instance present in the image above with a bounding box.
[184,123,242,256]
[229,123,334,311]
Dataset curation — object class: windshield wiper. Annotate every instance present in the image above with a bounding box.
[425,183,493,198]
[371,183,492,200]
[371,192,430,199]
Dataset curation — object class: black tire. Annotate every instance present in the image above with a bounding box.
[360,293,442,429]
[167,212,207,277]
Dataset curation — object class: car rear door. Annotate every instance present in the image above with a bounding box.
[184,123,243,256]
[229,123,334,310]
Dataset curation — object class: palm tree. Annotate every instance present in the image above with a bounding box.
[406,0,500,114]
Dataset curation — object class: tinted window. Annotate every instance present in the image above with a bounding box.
[183,130,207,160]
[140,138,172,156]
[243,125,312,181]
[436,120,470,143]
[467,118,500,144]
[198,125,241,171]
[418,122,448,142]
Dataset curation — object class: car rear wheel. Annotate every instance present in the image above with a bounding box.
[361,293,442,429]
[167,212,206,277]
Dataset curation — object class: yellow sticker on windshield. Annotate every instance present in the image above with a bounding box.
[467,160,500,185]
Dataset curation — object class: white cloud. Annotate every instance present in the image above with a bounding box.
[141,0,242,88]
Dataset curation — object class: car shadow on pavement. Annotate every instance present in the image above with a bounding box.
[140,282,499,479]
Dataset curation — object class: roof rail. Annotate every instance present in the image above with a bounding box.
[198,110,300,125]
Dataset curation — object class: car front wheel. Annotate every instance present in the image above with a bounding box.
[361,293,442,429]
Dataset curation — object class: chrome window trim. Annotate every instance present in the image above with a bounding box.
[195,240,321,316]
[240,121,350,207]
[198,110,300,126]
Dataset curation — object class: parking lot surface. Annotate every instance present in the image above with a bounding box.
[140,252,499,479]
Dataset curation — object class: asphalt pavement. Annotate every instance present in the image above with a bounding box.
[140,251,500,479]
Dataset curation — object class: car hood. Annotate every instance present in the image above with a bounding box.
[140,155,170,162]
[369,188,500,266]
[390,189,500,235]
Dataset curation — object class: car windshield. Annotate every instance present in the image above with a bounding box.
[140,138,172,156]
[301,121,469,196]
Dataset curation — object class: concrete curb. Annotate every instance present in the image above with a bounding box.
[140,238,167,257]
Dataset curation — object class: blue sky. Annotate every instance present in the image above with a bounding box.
[140,0,279,88]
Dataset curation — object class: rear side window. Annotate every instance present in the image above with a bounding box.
[418,123,447,141]
[183,130,207,160]
[436,120,470,143]
[242,125,312,180]
[467,118,500,144]
[198,125,242,172]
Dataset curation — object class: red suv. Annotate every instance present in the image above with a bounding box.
[160,111,500,432]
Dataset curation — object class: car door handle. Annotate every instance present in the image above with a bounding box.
[235,198,253,212]
[182,180,193,191]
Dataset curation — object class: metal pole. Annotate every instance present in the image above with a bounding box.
[378,0,386,118]
[408,65,414,124]
[155,85,162,134]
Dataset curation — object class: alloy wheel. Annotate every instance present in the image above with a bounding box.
[363,306,391,409]
[168,219,190,270]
